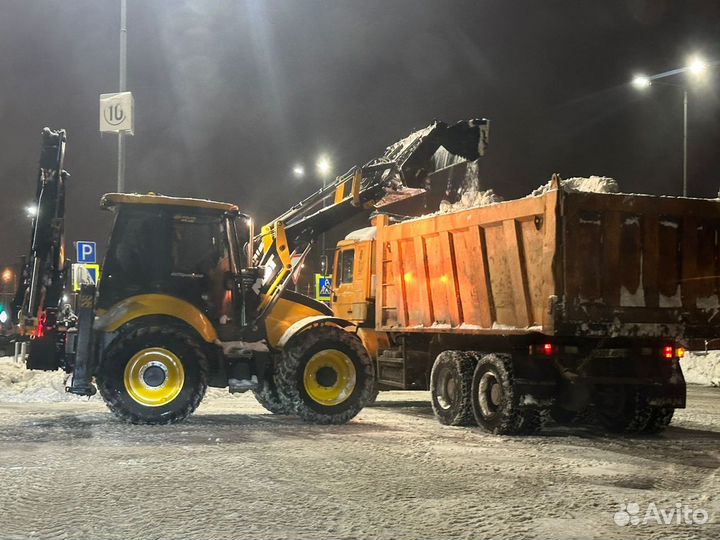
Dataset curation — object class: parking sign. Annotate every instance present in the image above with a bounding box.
[76,241,96,264]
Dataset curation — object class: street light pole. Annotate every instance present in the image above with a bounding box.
[683,89,688,197]
[117,0,127,193]
[631,55,714,197]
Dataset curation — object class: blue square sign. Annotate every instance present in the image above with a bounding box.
[76,241,96,264]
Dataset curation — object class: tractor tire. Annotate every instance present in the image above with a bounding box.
[595,385,653,433]
[643,407,675,434]
[275,326,375,425]
[253,376,294,415]
[97,324,207,425]
[430,351,477,426]
[471,353,542,435]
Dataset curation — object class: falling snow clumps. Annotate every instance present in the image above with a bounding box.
[439,189,503,213]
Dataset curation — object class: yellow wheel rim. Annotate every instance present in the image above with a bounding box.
[303,349,356,406]
[124,347,185,407]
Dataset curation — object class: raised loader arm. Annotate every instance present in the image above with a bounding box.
[252,118,489,320]
[14,128,69,331]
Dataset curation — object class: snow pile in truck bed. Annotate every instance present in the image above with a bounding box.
[439,188,503,213]
[530,175,619,197]
[683,351,720,387]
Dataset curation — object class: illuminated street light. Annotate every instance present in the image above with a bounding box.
[632,75,651,89]
[1,268,12,284]
[292,164,305,179]
[316,155,332,178]
[687,56,707,76]
[25,204,37,218]
[631,57,716,197]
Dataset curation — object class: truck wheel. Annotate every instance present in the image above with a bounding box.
[595,386,652,433]
[518,409,548,434]
[276,326,375,424]
[549,406,579,426]
[471,353,539,435]
[430,351,477,426]
[365,386,381,407]
[643,407,674,433]
[253,377,294,415]
[97,325,207,425]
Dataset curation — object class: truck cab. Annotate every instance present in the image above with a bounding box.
[331,228,376,326]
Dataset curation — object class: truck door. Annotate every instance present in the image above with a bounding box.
[332,241,372,324]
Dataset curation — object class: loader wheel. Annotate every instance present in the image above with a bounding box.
[276,326,375,424]
[253,376,294,415]
[595,386,652,433]
[97,324,207,425]
[430,351,477,426]
[471,353,542,435]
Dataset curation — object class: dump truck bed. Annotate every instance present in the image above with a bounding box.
[374,186,720,340]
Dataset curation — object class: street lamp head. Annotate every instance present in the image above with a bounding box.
[292,164,305,179]
[632,75,651,90]
[687,56,707,76]
[25,204,37,218]
[316,155,332,178]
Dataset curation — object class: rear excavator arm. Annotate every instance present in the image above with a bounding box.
[252,118,490,319]
[13,128,69,335]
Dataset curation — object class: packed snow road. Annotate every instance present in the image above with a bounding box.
[0,386,718,540]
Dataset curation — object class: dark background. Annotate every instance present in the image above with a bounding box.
[1,0,719,277]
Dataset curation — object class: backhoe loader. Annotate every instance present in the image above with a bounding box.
[13,120,488,424]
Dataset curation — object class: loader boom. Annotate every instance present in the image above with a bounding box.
[253,118,489,316]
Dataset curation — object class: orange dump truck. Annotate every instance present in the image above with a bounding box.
[331,178,720,434]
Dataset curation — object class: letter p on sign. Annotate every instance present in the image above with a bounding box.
[76,241,97,264]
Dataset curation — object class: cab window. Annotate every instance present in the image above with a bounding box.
[338,249,355,284]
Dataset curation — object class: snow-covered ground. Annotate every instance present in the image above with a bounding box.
[0,358,718,539]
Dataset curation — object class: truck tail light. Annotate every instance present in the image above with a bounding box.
[543,343,554,356]
[662,345,674,359]
[676,347,685,359]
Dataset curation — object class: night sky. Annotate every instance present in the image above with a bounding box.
[1,0,719,271]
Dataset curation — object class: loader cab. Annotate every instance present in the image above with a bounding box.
[331,227,376,325]
[97,194,248,335]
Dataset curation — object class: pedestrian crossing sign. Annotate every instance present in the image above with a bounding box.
[315,274,332,302]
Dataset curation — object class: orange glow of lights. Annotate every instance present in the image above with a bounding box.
[440,275,449,284]
[403,272,413,283]
[676,347,685,359]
